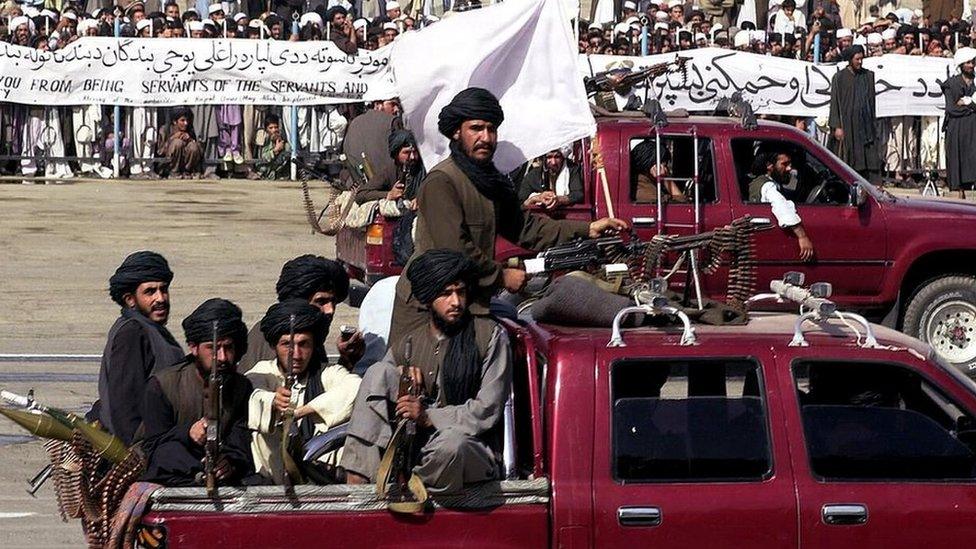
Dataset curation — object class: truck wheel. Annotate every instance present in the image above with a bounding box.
[903,275,976,375]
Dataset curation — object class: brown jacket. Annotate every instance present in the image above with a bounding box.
[396,156,590,317]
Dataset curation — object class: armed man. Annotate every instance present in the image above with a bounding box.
[238,255,364,372]
[245,300,362,485]
[390,87,627,344]
[141,299,255,487]
[91,251,185,445]
[342,249,511,495]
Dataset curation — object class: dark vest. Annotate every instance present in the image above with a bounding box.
[154,359,252,434]
[97,308,184,435]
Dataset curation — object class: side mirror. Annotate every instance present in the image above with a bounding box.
[849,183,868,207]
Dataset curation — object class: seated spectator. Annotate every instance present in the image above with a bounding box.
[157,107,204,179]
[256,114,291,180]
[518,147,584,210]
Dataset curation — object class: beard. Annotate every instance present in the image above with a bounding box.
[432,309,469,335]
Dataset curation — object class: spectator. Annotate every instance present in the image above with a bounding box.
[256,114,292,180]
[518,147,585,210]
[829,45,881,183]
[158,107,204,179]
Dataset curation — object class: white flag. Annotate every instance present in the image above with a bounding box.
[391,0,596,173]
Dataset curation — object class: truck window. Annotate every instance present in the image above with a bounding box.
[628,136,717,204]
[611,358,771,482]
[793,360,976,481]
[731,138,851,206]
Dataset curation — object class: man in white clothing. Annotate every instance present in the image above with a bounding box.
[748,151,815,261]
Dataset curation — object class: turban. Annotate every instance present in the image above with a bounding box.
[260,299,328,347]
[631,139,671,174]
[388,129,417,158]
[437,87,504,139]
[406,249,477,304]
[841,44,865,61]
[955,47,976,68]
[325,5,347,22]
[108,251,173,305]
[181,298,248,357]
[275,254,349,303]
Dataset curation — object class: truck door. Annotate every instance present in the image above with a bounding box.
[725,135,887,304]
[591,349,797,548]
[779,350,976,549]
[612,124,733,298]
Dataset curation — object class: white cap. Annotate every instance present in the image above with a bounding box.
[836,28,852,38]
[623,0,637,10]
[77,19,97,34]
[655,10,668,20]
[694,32,706,41]
[202,18,216,28]
[386,0,401,10]
[353,18,368,29]
[913,8,922,18]
[867,32,882,45]
[10,15,31,30]
[62,11,78,21]
[733,30,750,47]
[382,21,398,31]
[233,12,246,21]
[711,23,723,31]
[362,80,397,102]
[895,7,912,23]
[625,15,639,25]
[207,3,223,14]
[668,0,682,8]
[654,21,669,30]
[136,18,152,31]
[299,12,322,27]
[954,47,976,67]
[588,22,602,30]
[882,28,896,40]
[751,29,766,42]
[853,35,867,46]
[39,8,57,19]
[188,20,205,31]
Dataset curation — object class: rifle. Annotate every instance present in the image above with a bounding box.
[376,337,428,514]
[280,314,304,485]
[202,320,221,496]
[584,55,690,96]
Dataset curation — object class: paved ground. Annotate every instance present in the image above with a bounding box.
[0,177,355,547]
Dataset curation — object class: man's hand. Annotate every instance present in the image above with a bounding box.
[588,217,629,238]
[337,330,365,370]
[501,267,528,293]
[214,455,234,481]
[538,190,558,209]
[395,394,430,428]
[189,418,207,446]
[833,127,844,140]
[798,234,815,262]
[386,185,405,201]
[274,386,293,415]
[273,138,285,153]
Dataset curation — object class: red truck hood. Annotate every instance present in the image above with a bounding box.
[886,195,976,219]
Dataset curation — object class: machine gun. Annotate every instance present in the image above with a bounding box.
[280,314,304,485]
[584,55,689,96]
[376,337,428,514]
[202,320,222,496]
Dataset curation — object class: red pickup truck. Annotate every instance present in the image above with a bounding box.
[138,300,976,548]
[337,111,976,372]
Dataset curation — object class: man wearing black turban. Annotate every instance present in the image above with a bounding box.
[239,255,363,372]
[342,249,512,496]
[141,298,255,487]
[828,44,880,182]
[391,86,628,345]
[244,299,362,485]
[93,251,185,445]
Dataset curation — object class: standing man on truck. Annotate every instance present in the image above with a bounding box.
[91,251,185,445]
[341,249,511,494]
[389,87,628,344]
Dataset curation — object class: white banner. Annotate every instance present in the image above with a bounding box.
[0,38,393,106]
[393,0,596,173]
[584,49,957,118]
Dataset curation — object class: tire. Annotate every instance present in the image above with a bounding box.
[903,275,976,376]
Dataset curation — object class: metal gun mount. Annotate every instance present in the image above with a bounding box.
[747,272,880,348]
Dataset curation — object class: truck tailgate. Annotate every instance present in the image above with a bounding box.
[141,479,550,548]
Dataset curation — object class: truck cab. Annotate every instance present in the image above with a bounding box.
[137,290,976,548]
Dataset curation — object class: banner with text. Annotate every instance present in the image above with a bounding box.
[584,49,957,118]
[0,37,392,106]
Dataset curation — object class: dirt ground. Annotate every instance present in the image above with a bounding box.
[0,177,355,547]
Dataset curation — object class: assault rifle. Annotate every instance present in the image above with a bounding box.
[202,320,222,496]
[584,56,689,96]
[280,314,304,485]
